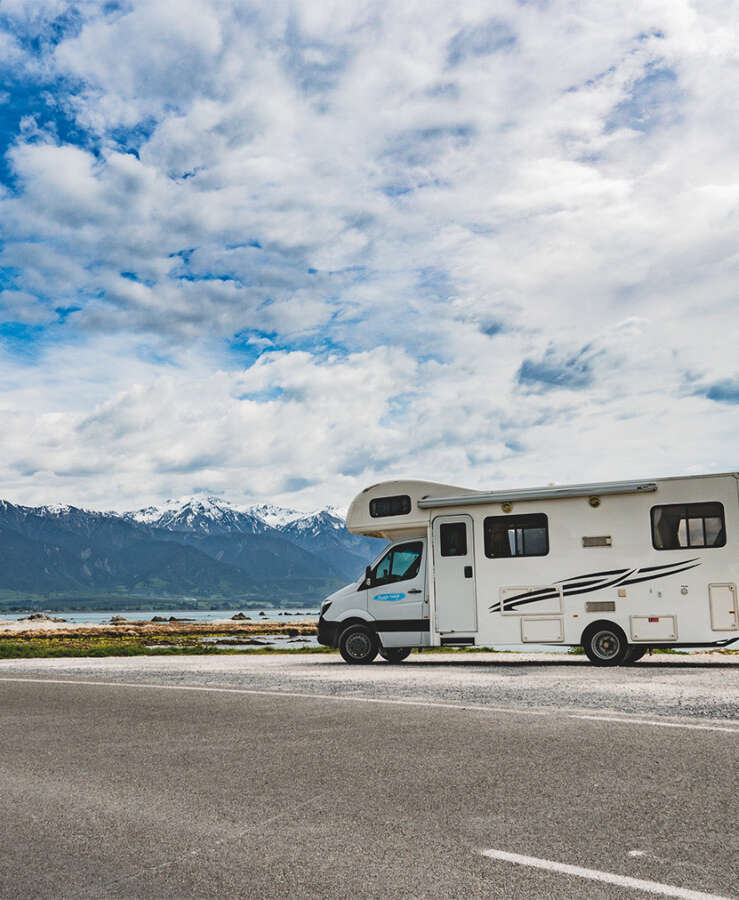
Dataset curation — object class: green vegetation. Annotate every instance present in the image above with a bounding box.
[0,633,336,658]
[0,636,517,659]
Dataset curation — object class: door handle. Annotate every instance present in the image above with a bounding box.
[407,588,422,594]
[464,566,473,578]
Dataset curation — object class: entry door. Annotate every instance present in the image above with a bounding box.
[432,515,477,633]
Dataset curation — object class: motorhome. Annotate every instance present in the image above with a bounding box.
[317,472,738,666]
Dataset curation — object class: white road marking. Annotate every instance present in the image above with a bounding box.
[570,714,739,735]
[0,676,547,716]
[481,849,733,899]
[0,678,736,732]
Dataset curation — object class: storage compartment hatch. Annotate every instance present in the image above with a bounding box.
[630,615,677,642]
[520,617,564,643]
[709,583,738,631]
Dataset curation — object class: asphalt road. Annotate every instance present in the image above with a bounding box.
[0,656,736,899]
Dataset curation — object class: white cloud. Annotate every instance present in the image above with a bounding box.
[0,0,737,509]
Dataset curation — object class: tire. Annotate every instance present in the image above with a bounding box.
[339,624,379,664]
[379,647,412,663]
[582,622,629,666]
[622,645,647,665]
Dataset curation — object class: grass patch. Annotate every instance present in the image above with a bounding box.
[0,633,335,659]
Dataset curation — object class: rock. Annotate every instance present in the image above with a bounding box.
[20,612,52,621]
[231,612,247,620]
[151,616,167,622]
[168,616,193,622]
[50,616,67,623]
[259,611,266,617]
[286,628,299,637]
[110,616,127,624]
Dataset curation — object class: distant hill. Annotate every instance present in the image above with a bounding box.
[0,497,386,611]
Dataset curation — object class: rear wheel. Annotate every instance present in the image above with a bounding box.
[339,624,378,664]
[622,645,647,665]
[583,622,628,666]
[379,647,412,663]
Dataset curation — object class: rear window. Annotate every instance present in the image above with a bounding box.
[484,514,549,558]
[370,495,411,518]
[651,502,726,550]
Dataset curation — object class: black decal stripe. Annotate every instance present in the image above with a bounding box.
[562,579,615,592]
[491,558,702,615]
[503,591,560,612]
[504,570,635,612]
[559,568,629,583]
[636,558,699,573]
[621,563,701,586]
[373,619,430,632]
[563,569,636,596]
[504,597,558,612]
[499,586,559,605]
[503,591,560,610]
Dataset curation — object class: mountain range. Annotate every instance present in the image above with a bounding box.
[0,497,386,612]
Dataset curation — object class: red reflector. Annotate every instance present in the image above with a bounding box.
[648,617,659,623]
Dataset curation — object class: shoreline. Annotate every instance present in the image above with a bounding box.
[0,617,319,638]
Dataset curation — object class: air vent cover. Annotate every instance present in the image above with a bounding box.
[582,536,612,547]
[586,600,616,613]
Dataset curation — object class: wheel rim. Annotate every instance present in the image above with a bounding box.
[345,632,371,659]
[592,630,621,660]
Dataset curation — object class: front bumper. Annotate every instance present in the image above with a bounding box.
[317,616,340,648]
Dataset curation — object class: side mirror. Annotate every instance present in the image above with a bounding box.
[365,565,372,586]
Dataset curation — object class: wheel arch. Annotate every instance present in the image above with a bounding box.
[335,608,374,624]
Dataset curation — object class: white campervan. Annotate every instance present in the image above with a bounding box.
[317,473,738,666]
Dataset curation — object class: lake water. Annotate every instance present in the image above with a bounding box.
[0,608,319,625]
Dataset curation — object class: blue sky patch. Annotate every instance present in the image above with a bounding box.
[606,65,679,133]
[447,19,516,67]
[700,379,739,405]
[284,13,351,95]
[0,75,89,186]
[517,347,594,391]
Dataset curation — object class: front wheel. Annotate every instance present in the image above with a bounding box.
[339,624,378,664]
[583,622,628,666]
[379,647,412,663]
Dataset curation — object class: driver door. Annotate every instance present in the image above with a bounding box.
[367,540,426,648]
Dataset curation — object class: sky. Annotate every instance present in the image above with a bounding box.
[0,0,737,512]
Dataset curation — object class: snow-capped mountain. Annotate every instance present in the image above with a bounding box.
[124,496,266,536]
[266,507,386,577]
[249,504,346,530]
[124,497,384,579]
[0,494,387,609]
[249,504,307,529]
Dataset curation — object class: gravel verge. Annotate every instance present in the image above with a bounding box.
[0,651,736,721]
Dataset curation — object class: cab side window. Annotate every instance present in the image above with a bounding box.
[373,541,423,585]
